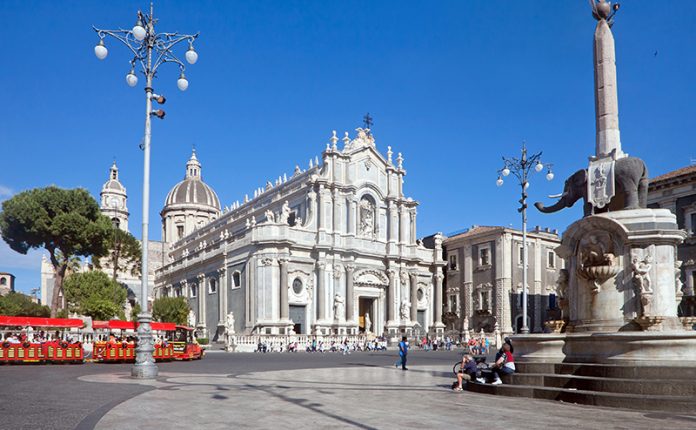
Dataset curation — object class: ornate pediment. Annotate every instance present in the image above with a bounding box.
[354,269,388,287]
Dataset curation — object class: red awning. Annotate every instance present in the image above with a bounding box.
[0,315,84,328]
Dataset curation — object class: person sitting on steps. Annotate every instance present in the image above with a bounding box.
[453,354,478,391]
[490,342,515,384]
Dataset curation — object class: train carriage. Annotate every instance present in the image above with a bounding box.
[0,316,85,364]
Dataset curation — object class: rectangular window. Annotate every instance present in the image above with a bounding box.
[449,255,458,270]
[209,279,217,294]
[231,271,241,289]
[480,248,490,266]
[690,213,696,235]
[549,293,557,310]
[519,246,524,265]
[548,250,556,268]
[177,225,184,240]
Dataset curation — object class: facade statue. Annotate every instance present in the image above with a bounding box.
[364,312,372,333]
[333,294,345,321]
[226,311,236,335]
[279,201,291,224]
[400,299,411,321]
[359,198,375,237]
[187,309,196,328]
[124,300,133,321]
[265,209,275,223]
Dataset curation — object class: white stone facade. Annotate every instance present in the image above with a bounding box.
[155,128,445,340]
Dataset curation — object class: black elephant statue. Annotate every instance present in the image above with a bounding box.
[534,156,648,217]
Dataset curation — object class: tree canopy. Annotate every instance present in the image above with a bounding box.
[93,227,142,281]
[0,293,51,317]
[63,270,126,321]
[0,186,112,316]
[152,297,189,325]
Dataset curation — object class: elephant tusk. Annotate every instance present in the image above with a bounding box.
[548,193,563,199]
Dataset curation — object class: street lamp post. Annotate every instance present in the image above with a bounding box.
[496,142,553,334]
[93,4,199,379]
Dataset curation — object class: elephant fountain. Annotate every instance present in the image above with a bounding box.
[534,156,648,216]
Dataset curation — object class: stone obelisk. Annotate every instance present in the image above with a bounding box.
[592,0,624,160]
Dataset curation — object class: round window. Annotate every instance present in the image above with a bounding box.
[417,288,424,301]
[292,278,303,294]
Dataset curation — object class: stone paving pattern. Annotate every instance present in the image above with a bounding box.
[2,351,695,429]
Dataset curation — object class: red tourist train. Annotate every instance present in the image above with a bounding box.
[0,316,203,364]
[0,316,84,364]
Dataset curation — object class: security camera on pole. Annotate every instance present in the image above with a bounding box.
[93,4,199,379]
[496,142,553,334]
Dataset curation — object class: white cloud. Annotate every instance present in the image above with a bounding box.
[0,185,13,203]
[0,185,12,198]
[0,240,44,271]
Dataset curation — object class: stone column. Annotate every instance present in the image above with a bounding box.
[197,273,206,334]
[316,261,326,321]
[410,273,418,322]
[218,267,227,326]
[387,270,396,323]
[348,198,357,236]
[434,273,444,326]
[332,189,340,233]
[279,258,289,321]
[399,205,408,244]
[317,185,325,231]
[346,264,356,322]
[388,203,398,243]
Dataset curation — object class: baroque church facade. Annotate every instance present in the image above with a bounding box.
[155,127,445,341]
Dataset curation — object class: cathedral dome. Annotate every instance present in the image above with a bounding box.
[164,150,220,210]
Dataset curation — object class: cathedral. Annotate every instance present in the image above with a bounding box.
[155,127,445,341]
[41,125,445,341]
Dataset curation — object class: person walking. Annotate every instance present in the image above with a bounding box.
[395,336,409,370]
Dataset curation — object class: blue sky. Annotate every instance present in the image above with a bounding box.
[1,1,694,295]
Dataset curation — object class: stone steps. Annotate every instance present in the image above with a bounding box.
[516,362,696,379]
[466,362,696,413]
[508,373,696,396]
[466,381,696,413]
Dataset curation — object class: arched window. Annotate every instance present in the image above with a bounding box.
[0,278,6,286]
[191,285,198,298]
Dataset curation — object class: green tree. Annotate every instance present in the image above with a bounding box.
[63,271,127,321]
[0,186,112,316]
[130,303,141,321]
[152,297,189,325]
[93,227,142,281]
[0,292,51,317]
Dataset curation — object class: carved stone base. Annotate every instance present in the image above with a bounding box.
[513,331,696,365]
[544,320,567,334]
[679,316,696,330]
[634,316,665,331]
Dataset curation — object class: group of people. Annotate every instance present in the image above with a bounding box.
[2,330,77,346]
[453,337,515,391]
[255,337,388,354]
[467,336,490,355]
[417,336,455,351]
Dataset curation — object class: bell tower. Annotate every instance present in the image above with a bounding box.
[100,161,129,231]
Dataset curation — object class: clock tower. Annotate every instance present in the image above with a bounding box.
[100,161,129,232]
